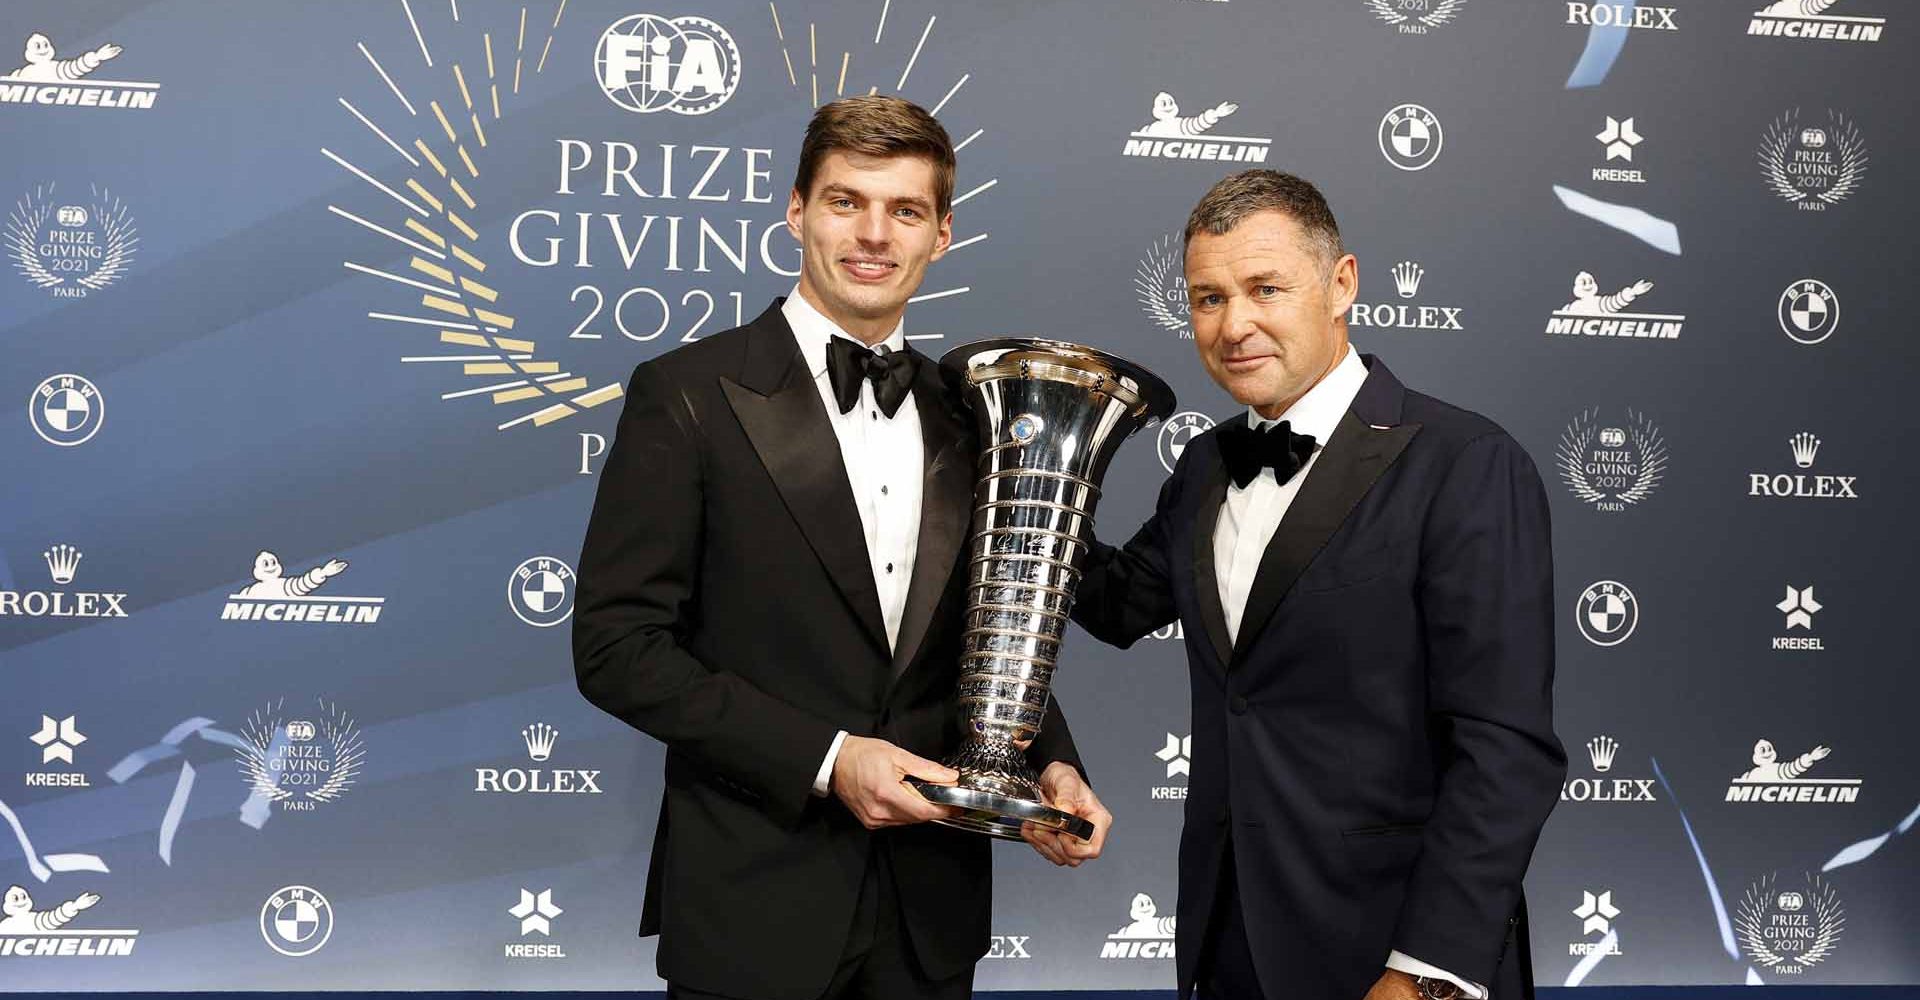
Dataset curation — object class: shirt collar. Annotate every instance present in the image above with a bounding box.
[1246,343,1366,445]
[782,285,908,379]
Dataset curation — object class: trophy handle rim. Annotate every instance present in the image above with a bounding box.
[938,337,1176,425]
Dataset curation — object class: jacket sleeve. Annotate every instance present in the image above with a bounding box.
[1391,432,1567,983]
[572,362,841,828]
[1069,465,1182,650]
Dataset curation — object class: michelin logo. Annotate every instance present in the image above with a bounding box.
[220,551,384,624]
[1726,739,1861,803]
[1122,92,1271,163]
[1100,893,1176,959]
[1546,272,1684,340]
[1749,1,1885,42]
[0,887,137,957]
[0,34,159,110]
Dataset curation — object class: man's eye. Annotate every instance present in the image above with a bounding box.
[833,198,855,209]
[1255,285,1279,297]
[895,207,920,219]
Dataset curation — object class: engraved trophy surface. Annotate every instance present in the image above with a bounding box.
[912,338,1174,840]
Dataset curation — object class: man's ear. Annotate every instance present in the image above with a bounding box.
[927,211,954,264]
[1327,252,1359,320]
[785,187,805,241]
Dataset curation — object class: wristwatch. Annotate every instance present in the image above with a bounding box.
[1415,976,1463,1000]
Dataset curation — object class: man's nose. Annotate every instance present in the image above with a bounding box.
[855,205,891,246]
[1218,296,1258,344]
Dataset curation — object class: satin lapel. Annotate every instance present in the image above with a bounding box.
[886,356,973,688]
[1189,451,1233,673]
[720,313,889,655]
[1231,411,1420,665]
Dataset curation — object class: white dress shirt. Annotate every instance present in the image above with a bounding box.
[1209,343,1487,999]
[779,290,925,798]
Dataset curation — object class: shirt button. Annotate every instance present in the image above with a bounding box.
[1229,695,1249,715]
[870,411,878,420]
[886,563,895,574]
[881,485,889,495]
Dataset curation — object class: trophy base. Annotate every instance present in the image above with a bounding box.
[910,780,1096,841]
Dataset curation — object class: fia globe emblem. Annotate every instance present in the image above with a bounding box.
[595,14,741,115]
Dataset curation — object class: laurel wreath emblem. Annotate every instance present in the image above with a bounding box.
[1135,234,1191,337]
[1556,408,1668,508]
[1736,872,1845,973]
[1367,0,1468,28]
[237,698,366,806]
[5,183,138,293]
[1759,108,1868,207]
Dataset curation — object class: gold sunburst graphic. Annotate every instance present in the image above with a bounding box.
[325,0,623,431]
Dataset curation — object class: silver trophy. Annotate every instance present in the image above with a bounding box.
[912,338,1174,840]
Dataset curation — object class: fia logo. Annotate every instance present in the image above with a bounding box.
[1557,410,1668,512]
[1760,109,1867,211]
[1737,873,1844,974]
[595,14,740,115]
[1136,234,1192,339]
[6,184,137,297]
[236,699,366,813]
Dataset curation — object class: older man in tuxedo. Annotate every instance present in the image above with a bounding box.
[1060,170,1564,1000]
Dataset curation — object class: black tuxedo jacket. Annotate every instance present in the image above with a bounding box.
[572,300,1080,999]
[1073,355,1563,1000]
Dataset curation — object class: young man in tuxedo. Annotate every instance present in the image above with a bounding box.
[573,95,1111,1000]
[1060,170,1564,1000]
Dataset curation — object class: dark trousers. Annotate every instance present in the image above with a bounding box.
[1196,839,1266,1000]
[666,842,973,1000]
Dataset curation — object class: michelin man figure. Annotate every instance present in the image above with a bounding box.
[1560,271,1654,316]
[5,33,122,82]
[0,886,99,933]
[1739,739,1832,782]
[1111,892,1179,939]
[239,551,349,599]
[1139,92,1239,138]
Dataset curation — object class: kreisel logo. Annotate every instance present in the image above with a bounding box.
[505,888,566,959]
[0,33,158,110]
[237,699,366,813]
[7,183,137,297]
[1760,109,1867,211]
[1575,581,1638,647]
[1566,3,1677,29]
[219,551,384,625]
[1592,116,1646,184]
[1377,104,1442,171]
[1570,889,1623,956]
[1136,234,1191,339]
[1122,92,1271,163]
[1561,735,1657,803]
[1737,873,1844,974]
[1152,733,1190,801]
[595,14,740,115]
[1778,279,1838,345]
[474,723,604,795]
[1726,740,1859,803]
[1348,260,1464,331]
[1367,0,1467,34]
[1773,585,1824,651]
[260,885,332,957]
[25,714,90,789]
[1749,1,1884,42]
[1748,432,1857,500]
[1100,893,1176,959]
[1558,409,1667,512]
[0,544,130,621]
[1157,412,1214,474]
[0,887,136,958]
[509,557,576,627]
[1546,272,1683,341]
[27,374,104,447]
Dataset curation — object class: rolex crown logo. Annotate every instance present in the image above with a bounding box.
[1391,260,1425,299]
[1587,735,1619,773]
[1790,432,1820,469]
[43,544,82,585]
[522,722,557,762]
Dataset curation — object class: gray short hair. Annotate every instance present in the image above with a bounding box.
[1182,170,1344,270]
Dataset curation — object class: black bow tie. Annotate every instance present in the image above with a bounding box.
[1217,419,1318,489]
[826,338,919,418]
